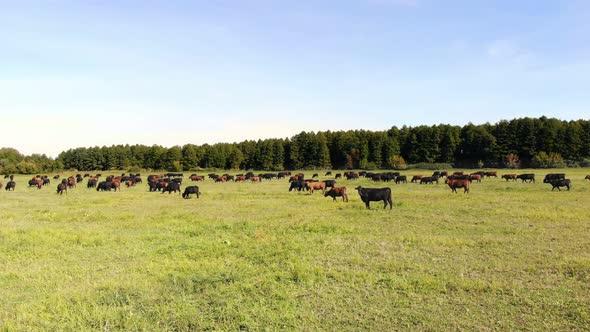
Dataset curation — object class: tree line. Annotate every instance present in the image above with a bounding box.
[2,116,589,174]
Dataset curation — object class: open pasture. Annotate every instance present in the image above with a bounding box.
[1,169,589,330]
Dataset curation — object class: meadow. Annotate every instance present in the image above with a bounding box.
[1,169,589,331]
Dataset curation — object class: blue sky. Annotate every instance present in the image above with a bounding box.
[1,0,589,156]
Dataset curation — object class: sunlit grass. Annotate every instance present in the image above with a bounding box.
[1,169,589,330]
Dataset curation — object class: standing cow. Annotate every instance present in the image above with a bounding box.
[354,186,393,209]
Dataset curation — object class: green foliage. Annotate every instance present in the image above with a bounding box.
[407,162,453,170]
[387,155,408,170]
[532,152,566,168]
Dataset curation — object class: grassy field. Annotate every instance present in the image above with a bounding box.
[1,169,589,331]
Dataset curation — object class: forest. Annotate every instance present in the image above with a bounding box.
[2,116,589,173]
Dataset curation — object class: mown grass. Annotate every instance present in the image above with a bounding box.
[1,169,589,331]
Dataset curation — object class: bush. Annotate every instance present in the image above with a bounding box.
[579,159,590,168]
[386,155,408,170]
[531,152,566,168]
[504,153,520,169]
[407,162,453,170]
[129,166,142,173]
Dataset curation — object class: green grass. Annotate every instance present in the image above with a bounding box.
[1,169,589,331]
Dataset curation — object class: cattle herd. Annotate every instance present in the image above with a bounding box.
[0,170,587,209]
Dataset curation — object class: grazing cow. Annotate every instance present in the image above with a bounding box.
[335,173,342,179]
[468,174,482,183]
[215,176,228,183]
[354,186,393,209]
[3,175,8,179]
[76,175,83,183]
[502,174,517,181]
[67,177,76,188]
[446,178,470,194]
[96,181,112,192]
[56,182,67,195]
[473,171,486,177]
[29,177,43,189]
[306,181,326,194]
[432,171,441,177]
[234,175,246,182]
[325,171,332,176]
[440,171,448,178]
[324,187,348,202]
[411,175,423,183]
[485,171,498,178]
[322,180,336,189]
[543,173,566,183]
[447,174,470,180]
[250,176,261,182]
[162,182,181,194]
[517,174,535,183]
[548,179,571,191]
[345,172,359,180]
[312,173,319,179]
[87,178,98,188]
[586,175,590,180]
[289,180,306,192]
[110,179,121,192]
[182,186,201,199]
[395,175,407,184]
[5,181,15,191]
[42,177,50,186]
[420,176,438,184]
[190,175,205,182]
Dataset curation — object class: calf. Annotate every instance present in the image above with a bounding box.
[446,178,470,194]
[324,187,348,202]
[182,186,201,199]
[468,174,482,183]
[306,181,326,194]
[354,186,393,209]
[549,179,571,191]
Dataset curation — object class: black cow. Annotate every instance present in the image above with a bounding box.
[517,174,535,183]
[355,186,393,210]
[325,171,332,176]
[96,181,112,192]
[395,175,407,184]
[322,180,336,189]
[3,175,9,179]
[162,182,181,194]
[87,178,98,188]
[549,179,571,191]
[5,181,15,191]
[312,173,319,178]
[289,180,306,192]
[182,186,201,199]
[543,173,565,183]
[335,173,342,179]
[420,176,438,184]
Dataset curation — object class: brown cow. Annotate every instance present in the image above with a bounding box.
[250,176,261,182]
[446,178,470,193]
[215,175,228,183]
[324,187,348,202]
[502,174,517,181]
[453,171,464,176]
[468,174,482,183]
[67,176,76,188]
[234,175,246,182]
[411,175,423,183]
[306,181,326,194]
[190,175,205,181]
[485,171,497,178]
[111,179,121,191]
[585,175,590,180]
